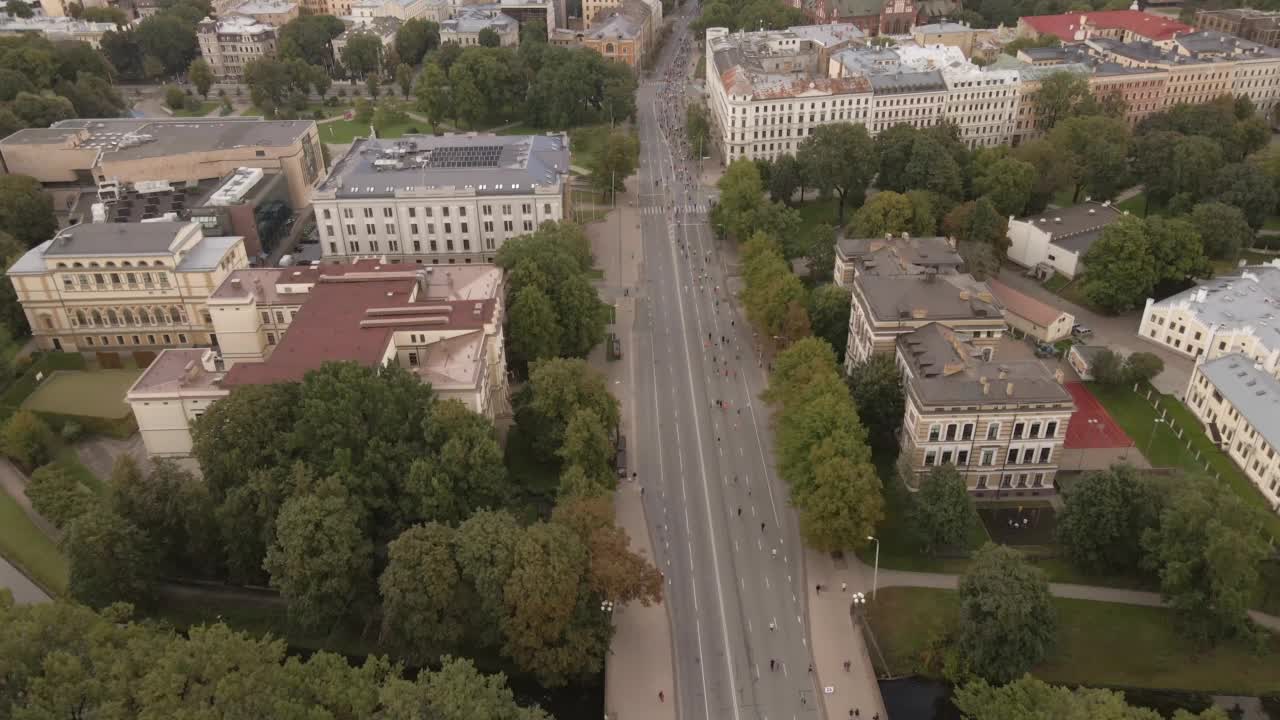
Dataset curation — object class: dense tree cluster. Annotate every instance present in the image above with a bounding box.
[55,357,658,687]
[496,222,608,373]
[0,35,124,137]
[692,0,808,35]
[1057,466,1273,646]
[741,232,811,344]
[952,544,1057,683]
[955,675,1229,720]
[844,353,904,452]
[414,43,636,131]
[765,337,884,550]
[1086,348,1165,387]
[910,463,980,555]
[99,0,209,80]
[0,598,551,720]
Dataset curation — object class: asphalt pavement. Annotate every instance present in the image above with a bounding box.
[631,7,823,719]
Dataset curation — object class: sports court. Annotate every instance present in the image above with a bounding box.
[1063,382,1134,449]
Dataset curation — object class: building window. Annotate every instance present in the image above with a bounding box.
[928,424,940,442]
[1045,421,1057,438]
[267,332,276,345]
[945,424,957,441]
[961,423,974,441]
[980,449,994,466]
[1038,447,1052,464]
[1013,422,1025,439]
[924,450,937,466]
[408,351,419,366]
[1029,422,1041,439]
[1007,448,1019,464]
[178,333,187,343]
[986,422,999,440]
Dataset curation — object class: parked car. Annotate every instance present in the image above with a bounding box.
[1034,342,1057,358]
[1072,324,1093,337]
[615,434,627,479]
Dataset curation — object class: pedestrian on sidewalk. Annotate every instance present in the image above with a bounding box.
[737,507,742,517]
[658,691,664,703]
[769,621,776,631]
[761,522,766,532]
[808,663,813,673]
[844,660,851,672]
[841,582,848,592]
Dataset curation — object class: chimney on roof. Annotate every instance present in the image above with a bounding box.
[1006,381,1015,396]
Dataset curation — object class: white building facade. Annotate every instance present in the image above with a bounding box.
[313,134,571,265]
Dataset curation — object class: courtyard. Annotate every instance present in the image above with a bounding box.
[21,369,143,420]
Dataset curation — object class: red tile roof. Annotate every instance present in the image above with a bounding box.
[223,262,496,387]
[1021,10,1192,42]
[987,279,1065,330]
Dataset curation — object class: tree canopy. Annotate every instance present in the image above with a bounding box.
[954,544,1056,683]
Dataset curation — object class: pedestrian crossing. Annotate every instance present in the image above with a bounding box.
[642,204,709,216]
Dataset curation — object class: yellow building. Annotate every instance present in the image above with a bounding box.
[0,118,326,214]
[581,0,651,70]
[5,221,248,360]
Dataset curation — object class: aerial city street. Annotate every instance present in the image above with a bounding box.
[2,0,1280,715]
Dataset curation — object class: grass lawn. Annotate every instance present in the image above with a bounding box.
[1116,192,1149,216]
[566,124,633,172]
[855,462,987,575]
[319,117,426,144]
[795,197,843,236]
[0,491,68,596]
[1087,382,1280,540]
[868,587,1280,695]
[1042,273,1071,293]
[21,369,141,420]
[172,101,217,117]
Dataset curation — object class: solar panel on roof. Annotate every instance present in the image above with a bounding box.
[426,145,503,168]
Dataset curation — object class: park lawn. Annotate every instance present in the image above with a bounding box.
[868,587,1280,695]
[567,124,632,173]
[21,369,141,420]
[172,101,217,117]
[795,197,843,237]
[319,118,426,144]
[1086,382,1280,540]
[0,491,68,597]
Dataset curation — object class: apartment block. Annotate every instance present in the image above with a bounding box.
[198,14,279,82]
[1185,354,1280,512]
[1138,262,1280,375]
[0,118,326,213]
[440,7,519,47]
[1196,8,1280,49]
[312,133,571,265]
[0,16,118,47]
[127,262,509,456]
[896,323,1075,499]
[5,221,248,357]
[832,232,962,288]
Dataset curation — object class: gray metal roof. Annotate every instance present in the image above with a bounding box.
[0,118,314,158]
[442,8,518,33]
[868,70,947,94]
[1200,353,1280,451]
[177,235,241,271]
[1017,201,1125,255]
[857,273,1002,322]
[836,234,962,276]
[43,222,191,257]
[899,323,1073,406]
[317,133,570,199]
[1153,263,1280,334]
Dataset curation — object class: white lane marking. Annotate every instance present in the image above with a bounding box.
[650,99,730,720]
[765,576,771,589]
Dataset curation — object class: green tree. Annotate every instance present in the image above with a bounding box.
[455,509,521,647]
[135,13,199,76]
[243,56,291,108]
[0,68,33,103]
[10,91,74,129]
[264,479,374,631]
[5,0,33,17]
[903,133,964,200]
[557,408,614,483]
[1146,215,1211,285]
[379,522,466,662]
[955,675,1226,720]
[478,27,502,47]
[1047,115,1131,202]
[414,61,451,132]
[845,353,905,451]
[422,656,553,720]
[81,5,128,23]
[955,544,1056,683]
[1031,70,1101,131]
[588,128,639,193]
[1014,138,1074,213]
[110,456,219,577]
[974,156,1035,217]
[278,14,346,68]
[163,84,185,109]
[342,33,383,79]
[520,18,547,45]
[1123,351,1164,385]
[1056,464,1158,575]
[395,18,440,66]
[395,62,413,97]
[712,158,766,240]
[65,506,156,609]
[366,73,381,99]
[1216,161,1278,229]
[25,464,92,528]
[944,198,1008,257]
[767,152,803,205]
[1189,201,1252,260]
[874,123,918,192]
[507,284,561,371]
[798,122,877,224]
[687,103,712,159]
[402,399,508,526]
[1080,216,1158,314]
[1141,476,1271,644]
[808,283,851,358]
[906,189,940,236]
[552,495,663,605]
[957,240,1001,281]
[187,57,213,98]
[911,463,979,555]
[514,357,620,465]
[0,409,55,469]
[851,190,914,238]
[799,441,884,551]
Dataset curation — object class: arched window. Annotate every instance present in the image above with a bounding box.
[171,306,185,323]
[123,308,135,325]
[104,261,116,268]
[75,310,87,326]
[72,262,83,268]
[121,261,132,267]
[140,308,152,325]
[56,262,67,269]
[606,43,614,53]
[155,308,168,325]
[88,262,100,268]
[106,309,119,326]
[91,310,103,326]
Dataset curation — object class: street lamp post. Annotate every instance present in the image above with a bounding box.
[851,591,866,624]
[866,535,880,602]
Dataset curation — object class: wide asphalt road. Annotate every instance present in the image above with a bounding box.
[633,7,822,719]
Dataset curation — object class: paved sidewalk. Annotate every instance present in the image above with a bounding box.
[595,177,677,720]
[807,548,889,720]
